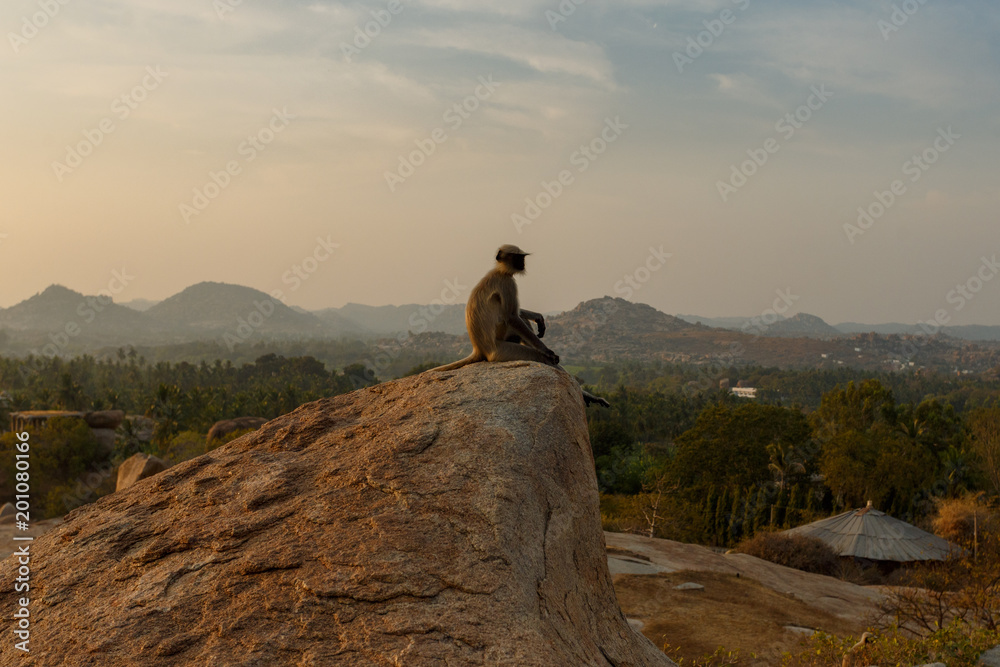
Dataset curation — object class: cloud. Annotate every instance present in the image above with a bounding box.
[402,24,615,87]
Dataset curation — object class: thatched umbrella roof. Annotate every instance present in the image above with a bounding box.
[785,502,956,562]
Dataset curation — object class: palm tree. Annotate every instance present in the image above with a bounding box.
[767,442,805,491]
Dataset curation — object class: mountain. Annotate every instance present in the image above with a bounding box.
[836,322,1000,342]
[322,303,468,336]
[945,325,1000,342]
[0,285,148,336]
[835,322,915,335]
[763,313,843,338]
[145,282,324,336]
[542,297,701,361]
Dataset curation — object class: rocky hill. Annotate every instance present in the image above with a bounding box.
[762,313,843,338]
[0,363,673,666]
[145,281,325,337]
[0,285,147,337]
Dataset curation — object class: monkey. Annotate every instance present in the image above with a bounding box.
[431,245,610,408]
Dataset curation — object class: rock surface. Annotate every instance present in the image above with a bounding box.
[980,645,1000,666]
[606,532,881,622]
[0,362,674,666]
[115,452,169,492]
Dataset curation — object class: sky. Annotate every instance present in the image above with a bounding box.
[2,0,998,326]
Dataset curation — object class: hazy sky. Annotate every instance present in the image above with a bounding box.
[2,0,998,326]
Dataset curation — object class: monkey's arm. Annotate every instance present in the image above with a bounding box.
[507,313,558,364]
[518,309,546,338]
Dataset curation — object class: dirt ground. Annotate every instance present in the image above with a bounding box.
[606,532,881,665]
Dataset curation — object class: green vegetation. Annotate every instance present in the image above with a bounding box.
[4,350,1000,660]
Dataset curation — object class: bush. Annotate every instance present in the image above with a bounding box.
[781,621,1000,667]
[0,417,111,519]
[932,494,999,546]
[735,530,839,576]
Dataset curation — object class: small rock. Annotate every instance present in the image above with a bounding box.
[784,625,815,636]
[981,645,1000,667]
[674,582,704,591]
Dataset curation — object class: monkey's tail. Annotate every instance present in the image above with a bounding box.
[428,353,484,372]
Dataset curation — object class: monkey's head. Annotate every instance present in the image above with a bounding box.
[496,244,529,274]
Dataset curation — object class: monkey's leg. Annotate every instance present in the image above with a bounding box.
[488,342,554,364]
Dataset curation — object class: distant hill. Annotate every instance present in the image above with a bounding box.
[2,284,999,372]
[946,325,1000,342]
[0,285,148,336]
[836,322,1000,342]
[543,297,700,358]
[326,303,465,336]
[679,312,842,339]
[835,322,915,336]
[145,282,324,336]
[120,298,160,312]
[764,313,843,338]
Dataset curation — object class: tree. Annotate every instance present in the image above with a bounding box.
[0,417,110,519]
[672,403,811,495]
[767,442,806,491]
[814,380,939,511]
[970,406,1000,497]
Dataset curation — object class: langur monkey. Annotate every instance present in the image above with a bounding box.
[432,245,610,408]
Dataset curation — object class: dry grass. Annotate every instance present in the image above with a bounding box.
[612,570,868,666]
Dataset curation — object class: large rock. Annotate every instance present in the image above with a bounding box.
[206,416,267,443]
[0,362,674,666]
[85,410,125,430]
[115,453,169,492]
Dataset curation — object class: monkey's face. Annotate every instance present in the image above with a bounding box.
[503,252,526,273]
